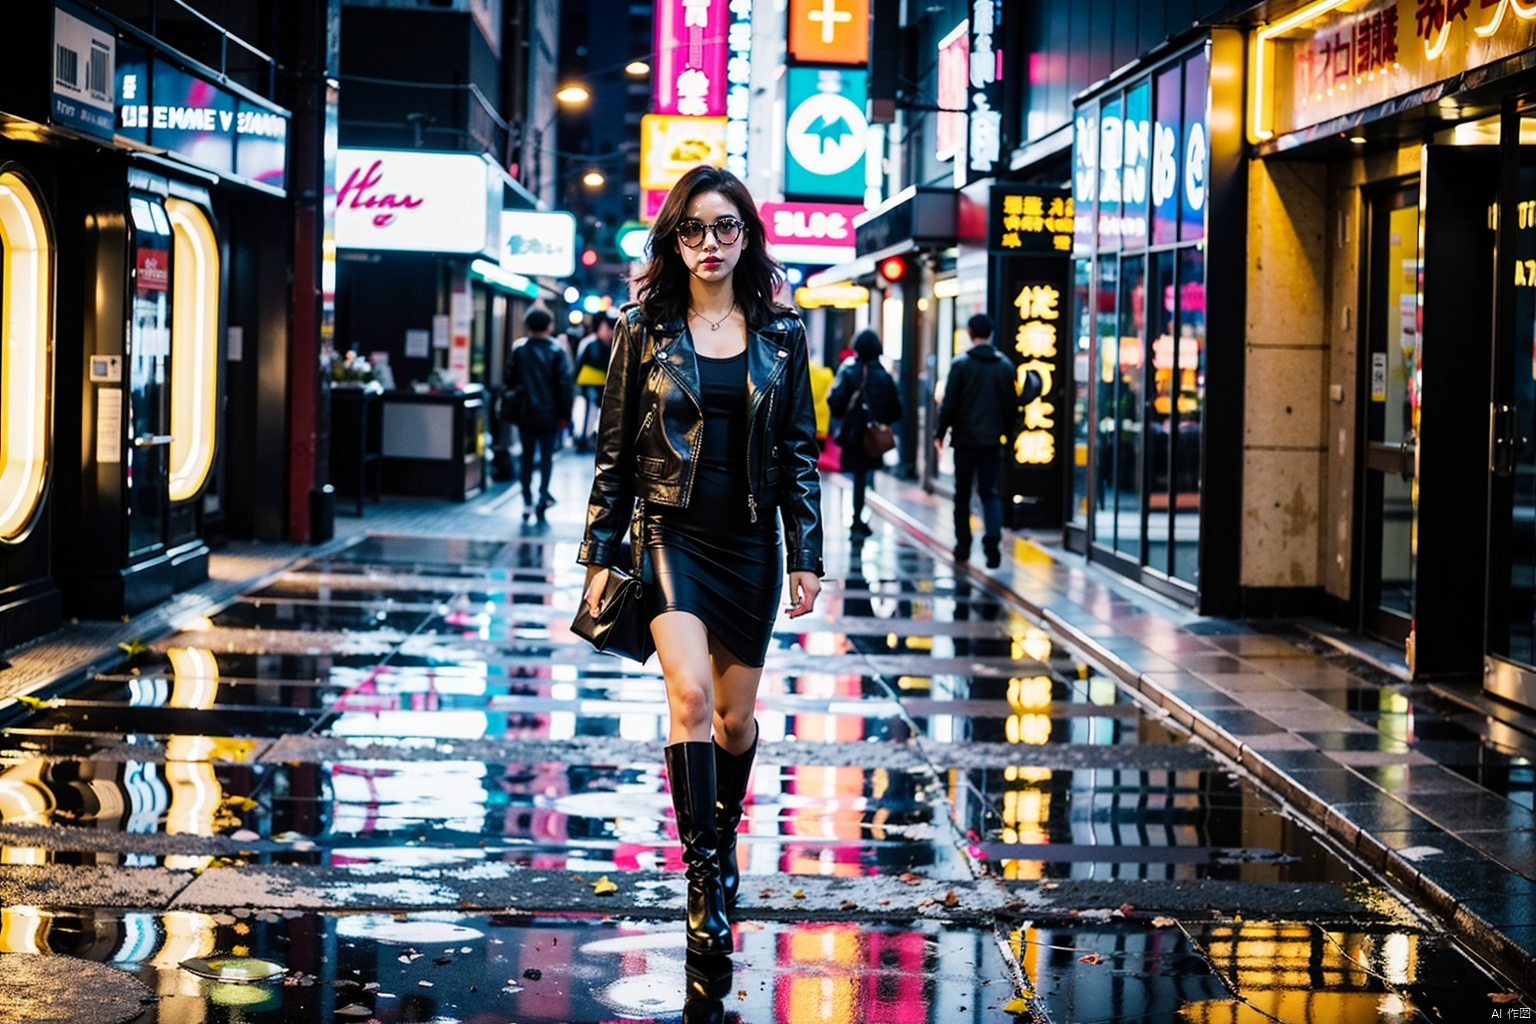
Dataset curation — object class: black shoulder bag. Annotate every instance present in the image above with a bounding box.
[570,506,653,662]
[570,317,655,663]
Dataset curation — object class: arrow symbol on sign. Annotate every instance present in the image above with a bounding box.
[807,114,853,152]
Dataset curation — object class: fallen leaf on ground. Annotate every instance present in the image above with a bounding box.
[943,890,960,908]
[1151,916,1177,928]
[1078,953,1103,964]
[1490,993,1524,1004]
[1002,996,1030,1014]
[334,1005,373,1018]
[591,876,618,896]
[759,888,775,898]
[792,889,806,899]
[898,872,924,885]
[1117,902,1135,917]
[840,900,858,910]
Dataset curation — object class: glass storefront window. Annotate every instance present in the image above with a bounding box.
[1172,246,1205,584]
[1113,255,1145,561]
[0,169,53,543]
[1071,45,1208,597]
[1070,259,1091,527]
[166,199,219,503]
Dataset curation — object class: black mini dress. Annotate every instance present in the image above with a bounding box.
[643,350,782,667]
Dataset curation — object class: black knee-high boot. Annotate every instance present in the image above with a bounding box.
[665,742,733,956]
[713,722,758,912]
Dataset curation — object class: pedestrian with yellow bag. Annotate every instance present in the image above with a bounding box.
[573,311,615,452]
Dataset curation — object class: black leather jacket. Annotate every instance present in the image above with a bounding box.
[578,303,825,577]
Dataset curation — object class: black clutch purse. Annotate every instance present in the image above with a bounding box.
[572,504,655,663]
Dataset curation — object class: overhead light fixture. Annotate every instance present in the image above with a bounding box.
[582,170,606,188]
[556,85,590,104]
[625,61,651,76]
[1347,135,1367,144]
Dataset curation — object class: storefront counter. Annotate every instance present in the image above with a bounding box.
[377,387,486,501]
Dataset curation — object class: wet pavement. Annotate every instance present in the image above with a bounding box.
[0,456,1531,1021]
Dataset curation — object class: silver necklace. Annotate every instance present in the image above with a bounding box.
[692,304,736,331]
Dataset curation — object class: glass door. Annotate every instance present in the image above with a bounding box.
[1489,110,1536,702]
[1360,184,1420,644]
[127,193,172,562]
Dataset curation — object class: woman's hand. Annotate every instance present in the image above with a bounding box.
[786,571,821,618]
[583,565,611,617]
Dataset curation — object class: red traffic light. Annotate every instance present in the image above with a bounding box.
[878,256,907,282]
[581,249,598,267]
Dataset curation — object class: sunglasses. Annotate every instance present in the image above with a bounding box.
[676,216,745,248]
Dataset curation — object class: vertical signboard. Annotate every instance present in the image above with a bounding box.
[935,22,967,164]
[653,0,729,116]
[725,0,752,177]
[788,0,870,64]
[966,0,1002,182]
[52,1,116,140]
[785,67,868,200]
[992,185,1072,529]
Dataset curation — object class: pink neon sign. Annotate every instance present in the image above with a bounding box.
[652,0,729,117]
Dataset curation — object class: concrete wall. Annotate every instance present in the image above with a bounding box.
[1241,157,1329,589]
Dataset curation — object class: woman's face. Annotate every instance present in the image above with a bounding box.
[674,190,746,286]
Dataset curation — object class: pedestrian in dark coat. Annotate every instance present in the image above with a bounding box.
[505,307,573,520]
[827,329,902,540]
[935,313,1016,568]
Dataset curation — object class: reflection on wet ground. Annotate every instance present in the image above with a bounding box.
[0,527,1526,1019]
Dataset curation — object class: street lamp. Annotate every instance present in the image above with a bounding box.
[625,60,650,76]
[582,170,606,188]
[556,84,591,105]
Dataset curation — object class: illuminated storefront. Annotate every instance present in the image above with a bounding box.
[1245,0,1536,701]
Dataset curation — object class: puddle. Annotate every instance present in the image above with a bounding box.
[0,525,1528,1017]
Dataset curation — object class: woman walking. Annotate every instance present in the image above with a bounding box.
[828,329,902,540]
[577,166,824,957]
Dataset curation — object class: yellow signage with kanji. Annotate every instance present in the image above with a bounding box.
[991,187,1074,254]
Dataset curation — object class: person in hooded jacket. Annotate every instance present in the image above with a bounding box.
[935,313,1016,568]
[828,329,902,540]
[506,308,574,520]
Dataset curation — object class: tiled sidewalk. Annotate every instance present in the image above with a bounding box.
[2,457,1533,994]
[852,469,1536,993]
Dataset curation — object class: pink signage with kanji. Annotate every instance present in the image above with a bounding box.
[653,0,729,117]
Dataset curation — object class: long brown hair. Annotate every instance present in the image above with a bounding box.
[634,166,784,327]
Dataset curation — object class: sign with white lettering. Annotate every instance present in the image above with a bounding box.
[759,200,864,264]
[784,67,868,201]
[725,0,752,177]
[966,0,1002,181]
[113,44,290,190]
[653,0,729,117]
[334,149,500,256]
[52,2,115,140]
[500,210,577,278]
[1074,49,1207,254]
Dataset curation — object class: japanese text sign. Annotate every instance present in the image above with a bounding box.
[788,0,869,65]
[966,0,1003,181]
[989,185,1073,255]
[993,247,1071,528]
[654,0,729,117]
[1256,0,1536,140]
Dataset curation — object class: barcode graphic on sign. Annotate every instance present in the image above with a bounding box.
[87,44,109,100]
[56,44,80,88]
